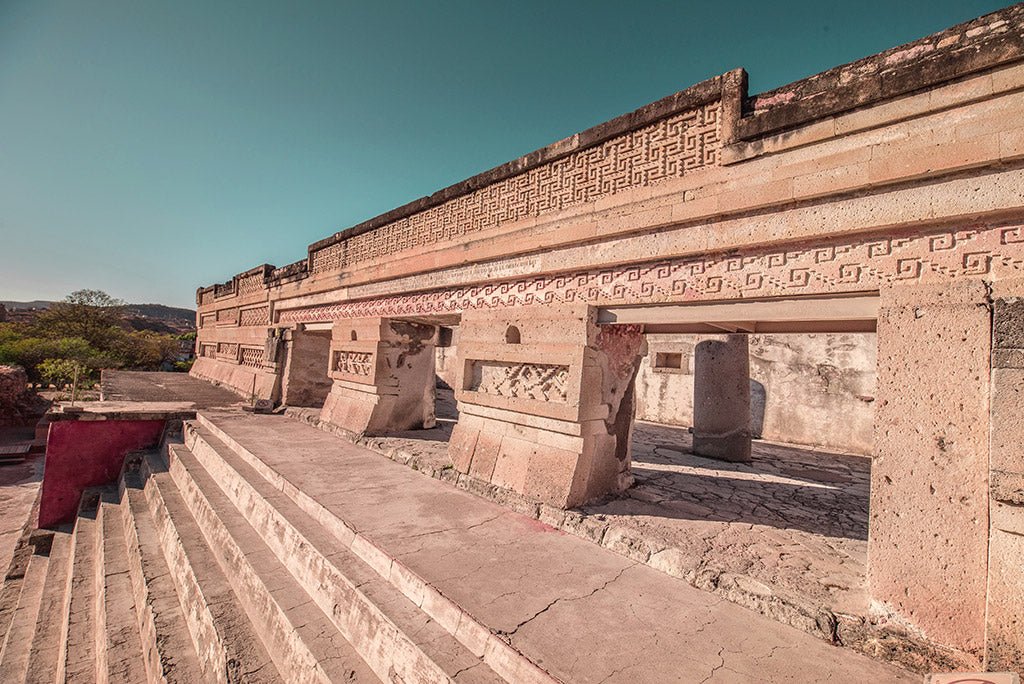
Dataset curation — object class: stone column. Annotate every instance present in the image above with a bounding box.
[692,334,752,462]
[320,318,437,436]
[986,285,1024,672]
[448,305,645,508]
[870,281,990,663]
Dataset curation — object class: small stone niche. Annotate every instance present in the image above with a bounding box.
[653,351,684,372]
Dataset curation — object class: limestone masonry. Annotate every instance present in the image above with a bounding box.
[186,5,1023,674]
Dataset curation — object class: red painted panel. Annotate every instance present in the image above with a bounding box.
[38,420,164,528]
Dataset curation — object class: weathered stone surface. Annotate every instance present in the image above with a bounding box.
[0,365,39,426]
[450,305,644,507]
[871,281,991,663]
[320,318,437,436]
[692,334,752,462]
[278,327,333,407]
[193,409,915,682]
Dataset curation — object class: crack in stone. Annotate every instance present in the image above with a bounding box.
[389,511,506,546]
[698,646,725,684]
[498,563,636,638]
[450,661,484,680]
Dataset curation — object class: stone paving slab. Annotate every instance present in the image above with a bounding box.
[315,409,869,609]
[201,409,915,683]
[100,370,243,408]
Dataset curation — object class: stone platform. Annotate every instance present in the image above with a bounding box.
[100,370,244,408]
[339,399,869,609]
[297,394,952,670]
[196,408,912,682]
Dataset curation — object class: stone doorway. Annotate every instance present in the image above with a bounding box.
[608,328,878,623]
[280,324,334,408]
[434,325,460,429]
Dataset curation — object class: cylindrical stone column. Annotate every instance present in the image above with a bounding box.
[692,334,752,462]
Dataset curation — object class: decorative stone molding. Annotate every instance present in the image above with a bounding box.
[239,346,265,369]
[331,350,373,378]
[215,307,239,327]
[280,223,1024,324]
[239,306,269,327]
[216,342,239,362]
[309,101,722,275]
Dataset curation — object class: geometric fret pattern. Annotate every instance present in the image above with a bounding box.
[310,102,722,275]
[280,224,1024,324]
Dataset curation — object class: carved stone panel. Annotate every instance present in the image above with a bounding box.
[332,350,373,377]
[467,361,569,403]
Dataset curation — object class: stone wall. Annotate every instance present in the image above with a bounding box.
[635,333,876,455]
[0,365,35,426]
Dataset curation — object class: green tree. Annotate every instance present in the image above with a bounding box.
[33,289,126,348]
[0,335,103,385]
[111,330,180,369]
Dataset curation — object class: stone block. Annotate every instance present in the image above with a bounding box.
[447,425,478,473]
[467,430,501,481]
[990,367,1024,477]
[522,445,583,508]
[993,298,1024,349]
[450,306,644,508]
[490,435,533,494]
[870,280,990,657]
[319,318,437,435]
[985,528,1024,674]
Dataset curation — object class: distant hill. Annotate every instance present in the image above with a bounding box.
[1,300,196,333]
[1,300,52,310]
[121,303,197,328]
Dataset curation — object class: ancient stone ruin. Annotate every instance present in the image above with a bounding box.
[183,5,1024,673]
[3,6,1022,682]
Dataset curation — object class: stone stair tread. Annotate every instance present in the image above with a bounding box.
[163,443,381,683]
[121,470,206,683]
[186,424,506,683]
[25,529,73,684]
[139,454,283,683]
[0,549,50,682]
[100,497,149,684]
[64,494,101,684]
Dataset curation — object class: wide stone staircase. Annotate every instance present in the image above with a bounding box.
[0,418,520,683]
[0,410,916,683]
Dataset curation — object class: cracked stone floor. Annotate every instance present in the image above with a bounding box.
[371,390,872,618]
[204,409,910,682]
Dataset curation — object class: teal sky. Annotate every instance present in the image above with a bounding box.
[0,1,1011,309]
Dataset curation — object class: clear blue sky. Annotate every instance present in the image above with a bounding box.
[0,1,1011,309]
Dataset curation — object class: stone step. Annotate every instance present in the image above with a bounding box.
[160,443,381,683]
[24,528,74,684]
[120,468,206,682]
[99,495,149,684]
[191,414,553,684]
[137,451,282,683]
[182,424,509,684]
[0,542,50,682]
[64,491,103,684]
